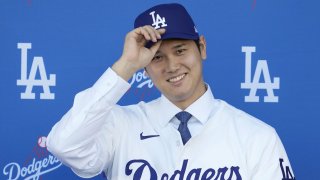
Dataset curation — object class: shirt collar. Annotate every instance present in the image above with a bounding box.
[158,84,215,127]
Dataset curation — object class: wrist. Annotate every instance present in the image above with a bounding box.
[112,58,139,81]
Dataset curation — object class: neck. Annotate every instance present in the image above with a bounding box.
[173,82,207,110]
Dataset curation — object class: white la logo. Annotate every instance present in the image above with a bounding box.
[150,11,168,29]
[16,43,56,100]
[241,46,280,102]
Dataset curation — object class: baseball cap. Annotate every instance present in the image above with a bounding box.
[134,3,199,47]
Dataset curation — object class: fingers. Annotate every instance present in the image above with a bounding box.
[157,28,166,35]
[136,26,166,43]
[144,26,158,42]
[149,40,162,55]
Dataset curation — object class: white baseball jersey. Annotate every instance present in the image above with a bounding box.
[47,68,295,180]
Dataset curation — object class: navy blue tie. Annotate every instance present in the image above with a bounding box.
[175,111,192,145]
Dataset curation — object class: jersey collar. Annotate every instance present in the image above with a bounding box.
[158,84,216,127]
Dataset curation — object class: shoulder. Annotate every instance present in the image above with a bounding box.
[124,96,161,112]
[218,100,277,137]
[111,97,161,120]
[216,100,283,159]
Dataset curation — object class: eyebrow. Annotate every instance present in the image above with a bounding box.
[155,43,187,54]
[172,43,187,49]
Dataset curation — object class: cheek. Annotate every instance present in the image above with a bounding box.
[146,65,163,81]
[184,55,201,69]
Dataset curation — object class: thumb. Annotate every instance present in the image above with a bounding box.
[149,40,162,55]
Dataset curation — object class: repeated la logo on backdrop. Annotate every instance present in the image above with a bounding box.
[2,136,62,180]
[17,43,56,100]
[241,46,280,103]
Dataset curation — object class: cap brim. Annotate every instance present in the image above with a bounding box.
[145,32,199,48]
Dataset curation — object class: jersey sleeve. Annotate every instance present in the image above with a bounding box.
[46,67,131,178]
[247,128,295,180]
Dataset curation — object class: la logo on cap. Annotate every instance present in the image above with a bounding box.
[149,11,168,29]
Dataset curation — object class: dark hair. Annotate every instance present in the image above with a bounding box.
[161,38,201,52]
[194,39,201,52]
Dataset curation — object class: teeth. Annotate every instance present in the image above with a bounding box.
[168,74,186,82]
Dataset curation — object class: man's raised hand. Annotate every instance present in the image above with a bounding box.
[112,26,165,81]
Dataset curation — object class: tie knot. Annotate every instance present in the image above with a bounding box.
[175,111,192,124]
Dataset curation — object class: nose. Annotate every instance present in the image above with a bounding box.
[165,56,180,73]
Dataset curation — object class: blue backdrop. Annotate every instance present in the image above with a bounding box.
[1,0,319,179]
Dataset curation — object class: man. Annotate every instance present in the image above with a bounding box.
[47,3,295,180]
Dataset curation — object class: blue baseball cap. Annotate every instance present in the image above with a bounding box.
[134,3,199,47]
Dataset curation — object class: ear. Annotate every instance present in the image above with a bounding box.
[199,35,207,60]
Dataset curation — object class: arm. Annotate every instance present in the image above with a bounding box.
[248,128,295,180]
[46,26,165,178]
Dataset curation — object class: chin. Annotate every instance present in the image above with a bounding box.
[167,91,192,103]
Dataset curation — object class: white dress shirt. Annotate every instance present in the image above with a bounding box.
[47,67,295,180]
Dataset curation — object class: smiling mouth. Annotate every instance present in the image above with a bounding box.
[167,73,187,83]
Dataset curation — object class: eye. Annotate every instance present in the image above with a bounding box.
[176,49,186,55]
[152,55,162,62]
